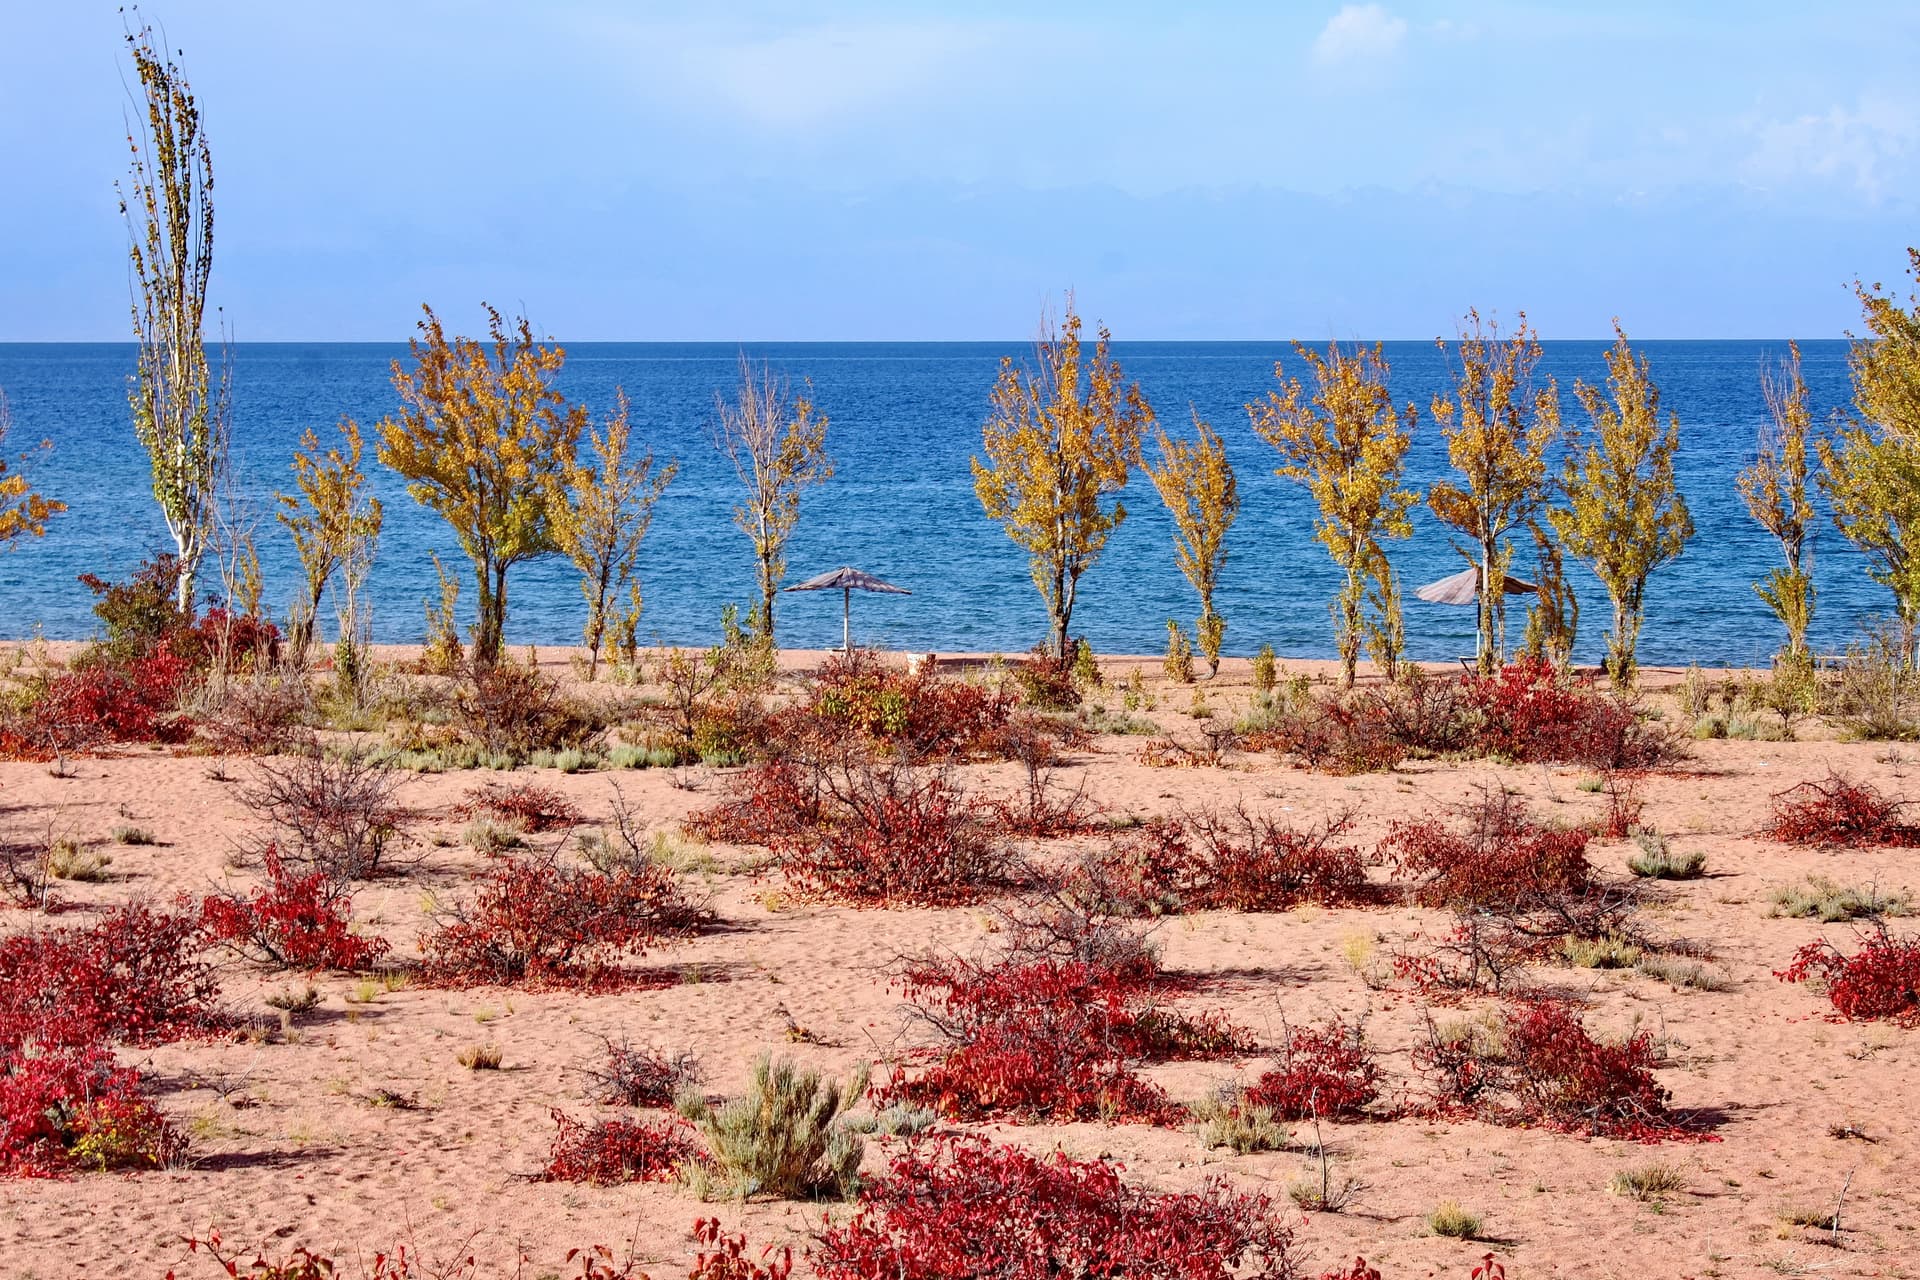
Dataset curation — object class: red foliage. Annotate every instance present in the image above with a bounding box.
[1242,695,1407,775]
[25,640,200,753]
[0,905,208,1176]
[813,1134,1298,1279]
[419,852,705,989]
[1381,788,1592,912]
[0,1039,184,1175]
[806,651,1016,760]
[763,764,1013,908]
[884,954,1245,1124]
[541,1108,702,1185]
[688,1219,793,1280]
[0,902,222,1049]
[1075,809,1372,916]
[1008,645,1082,711]
[1776,925,1920,1026]
[1462,656,1676,769]
[1413,998,1707,1142]
[1242,1018,1380,1120]
[200,848,390,972]
[1763,773,1920,848]
[458,780,583,833]
[684,758,822,847]
[1318,1263,1382,1280]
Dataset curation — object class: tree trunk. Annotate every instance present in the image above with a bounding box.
[473,560,506,667]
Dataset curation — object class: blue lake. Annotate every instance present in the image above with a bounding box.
[0,339,1883,667]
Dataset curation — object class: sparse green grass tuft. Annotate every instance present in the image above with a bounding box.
[1768,877,1911,922]
[1190,1094,1290,1155]
[1610,1161,1689,1203]
[1627,830,1706,880]
[1428,1200,1484,1239]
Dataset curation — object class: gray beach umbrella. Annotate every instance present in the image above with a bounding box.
[783,566,911,655]
[1414,565,1538,607]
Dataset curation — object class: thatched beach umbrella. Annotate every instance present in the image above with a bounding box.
[1414,566,1538,662]
[1413,566,1538,607]
[783,566,911,655]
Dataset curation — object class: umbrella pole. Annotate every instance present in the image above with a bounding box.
[843,587,851,656]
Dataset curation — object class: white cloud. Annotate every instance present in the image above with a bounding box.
[1313,4,1408,67]
[1744,95,1920,199]
[589,17,1005,133]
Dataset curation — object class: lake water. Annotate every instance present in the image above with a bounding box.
[0,339,1884,667]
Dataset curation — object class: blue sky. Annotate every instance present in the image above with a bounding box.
[2,1,1916,340]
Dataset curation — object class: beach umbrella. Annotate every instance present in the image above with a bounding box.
[1415,565,1539,662]
[1414,566,1538,607]
[783,566,911,655]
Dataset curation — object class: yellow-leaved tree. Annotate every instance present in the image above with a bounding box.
[277,418,382,670]
[1820,248,1920,646]
[1738,341,1816,666]
[552,389,678,678]
[0,389,63,553]
[1248,341,1418,689]
[1144,410,1238,677]
[710,356,832,647]
[973,300,1154,658]
[377,305,585,666]
[1428,311,1563,671]
[1552,322,1694,687]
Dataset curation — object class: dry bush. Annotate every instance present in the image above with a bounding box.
[195,671,314,757]
[242,746,407,880]
[1764,772,1920,848]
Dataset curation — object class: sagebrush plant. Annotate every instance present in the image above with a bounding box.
[1776,922,1920,1026]
[674,1054,868,1200]
[1626,830,1706,880]
[1610,1161,1688,1202]
[1190,1092,1290,1154]
[1767,877,1910,922]
[813,1134,1299,1279]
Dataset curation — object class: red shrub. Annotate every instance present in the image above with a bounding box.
[1078,809,1372,916]
[1413,998,1706,1142]
[688,1219,793,1280]
[772,764,1014,908]
[1008,645,1082,711]
[1381,788,1592,912]
[25,641,200,755]
[419,852,706,988]
[459,780,583,833]
[884,954,1245,1124]
[541,1108,702,1185]
[807,651,1016,760]
[1179,808,1373,911]
[1243,695,1407,775]
[1243,1018,1380,1120]
[1763,773,1920,848]
[1462,656,1677,769]
[1776,925,1920,1026]
[201,848,390,972]
[685,758,823,847]
[0,1039,184,1176]
[0,903,221,1049]
[813,1134,1298,1279]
